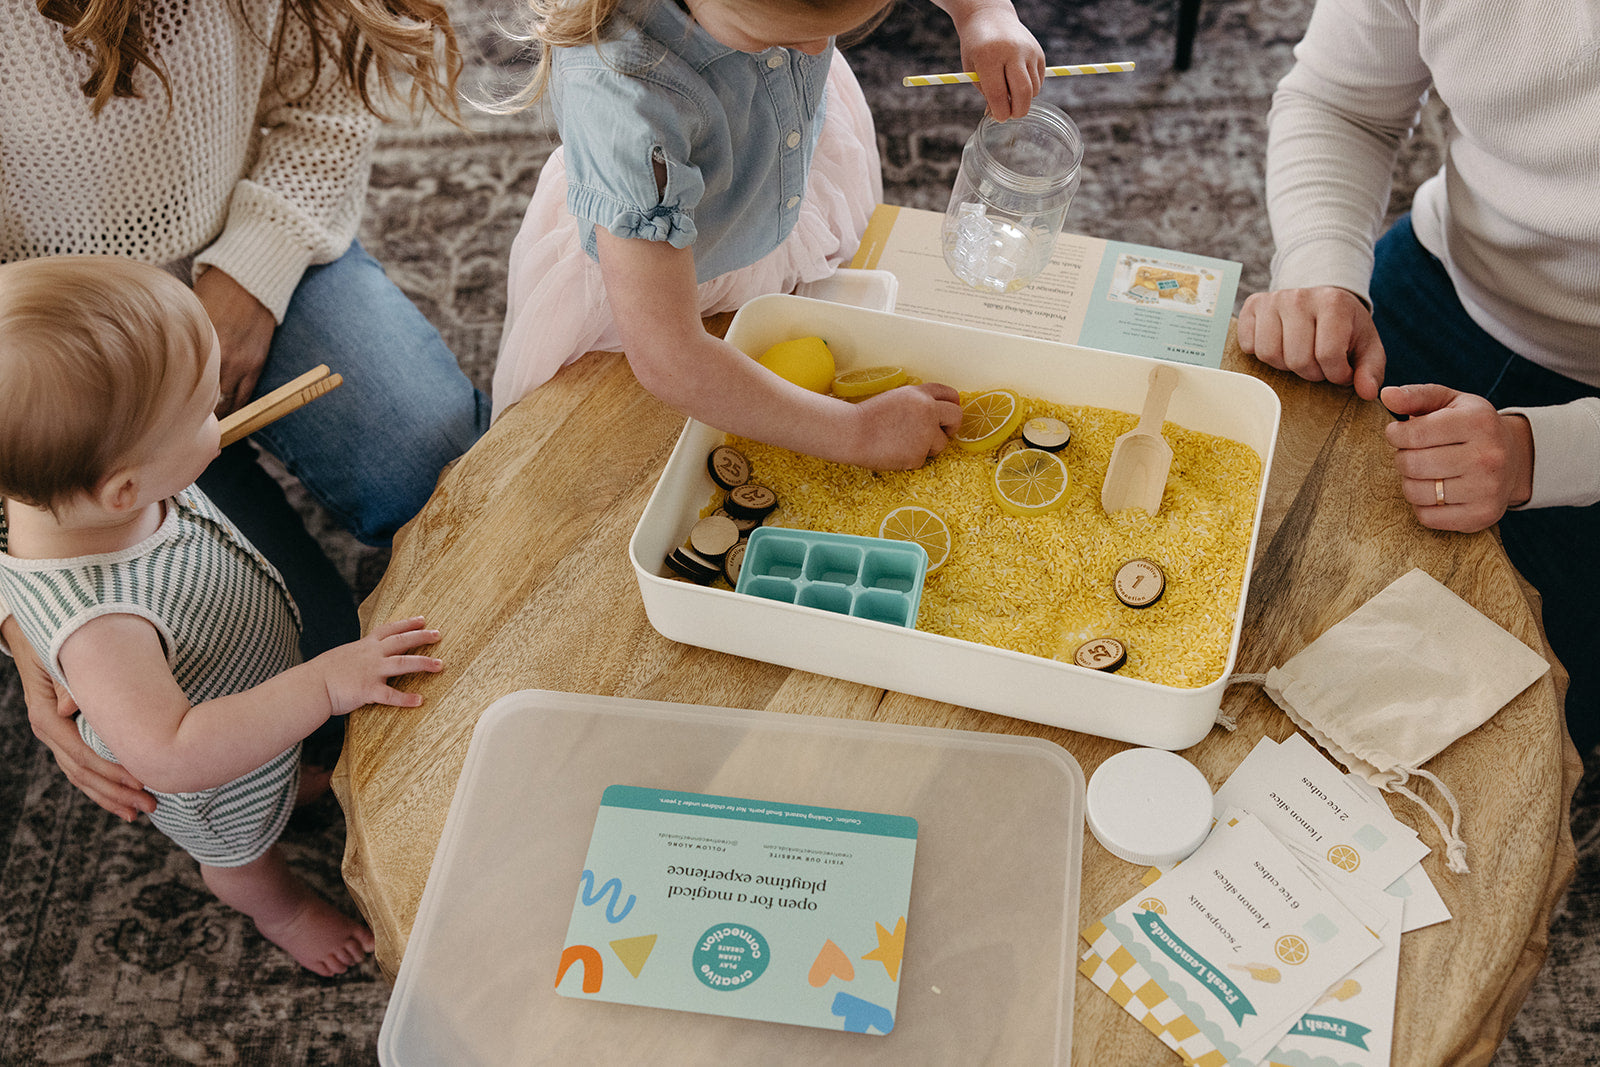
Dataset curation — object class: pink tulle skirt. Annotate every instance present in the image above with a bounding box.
[492,53,883,418]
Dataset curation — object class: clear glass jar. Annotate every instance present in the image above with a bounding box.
[942,101,1084,294]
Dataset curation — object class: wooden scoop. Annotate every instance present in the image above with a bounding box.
[1101,363,1179,515]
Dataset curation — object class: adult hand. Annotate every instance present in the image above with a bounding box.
[937,0,1046,120]
[1381,383,1534,533]
[194,267,277,416]
[3,616,156,821]
[1238,286,1386,401]
[848,383,963,470]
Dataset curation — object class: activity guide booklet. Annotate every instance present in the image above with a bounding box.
[556,785,918,1036]
[851,204,1242,368]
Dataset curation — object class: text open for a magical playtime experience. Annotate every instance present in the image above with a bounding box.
[556,785,917,1036]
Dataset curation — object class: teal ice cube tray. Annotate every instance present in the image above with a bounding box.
[734,527,927,629]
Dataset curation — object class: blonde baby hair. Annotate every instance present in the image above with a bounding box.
[0,256,213,512]
[494,0,893,111]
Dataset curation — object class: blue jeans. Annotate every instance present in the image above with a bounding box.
[1371,216,1600,753]
[197,242,488,765]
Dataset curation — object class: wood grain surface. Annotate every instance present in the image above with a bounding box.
[331,330,1579,1065]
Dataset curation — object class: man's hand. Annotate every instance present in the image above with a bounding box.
[194,268,277,415]
[1239,286,1386,400]
[4,617,156,821]
[1382,383,1535,533]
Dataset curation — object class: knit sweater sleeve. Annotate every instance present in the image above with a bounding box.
[1265,0,1434,302]
[193,15,380,321]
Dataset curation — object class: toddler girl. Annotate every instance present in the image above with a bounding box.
[494,0,1045,469]
[0,256,444,976]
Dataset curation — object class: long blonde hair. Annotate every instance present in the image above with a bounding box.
[36,0,464,123]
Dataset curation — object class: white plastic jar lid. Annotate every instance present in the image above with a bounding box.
[1085,747,1214,867]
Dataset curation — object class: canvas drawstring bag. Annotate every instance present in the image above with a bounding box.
[1221,568,1549,874]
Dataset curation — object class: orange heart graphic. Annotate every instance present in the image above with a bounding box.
[808,939,855,988]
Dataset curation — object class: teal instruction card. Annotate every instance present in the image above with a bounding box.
[556,785,919,1035]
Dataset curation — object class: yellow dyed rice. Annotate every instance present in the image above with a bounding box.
[710,392,1263,689]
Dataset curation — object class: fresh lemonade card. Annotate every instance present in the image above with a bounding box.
[556,785,918,1035]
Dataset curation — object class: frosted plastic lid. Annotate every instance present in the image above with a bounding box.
[1085,747,1214,867]
[380,690,1085,1065]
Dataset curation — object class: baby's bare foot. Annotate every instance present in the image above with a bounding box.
[255,893,375,976]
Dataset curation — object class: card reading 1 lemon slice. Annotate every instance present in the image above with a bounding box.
[878,504,952,574]
[953,389,1025,452]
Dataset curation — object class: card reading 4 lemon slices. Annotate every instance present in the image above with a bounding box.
[556,786,917,1035]
[1080,811,1384,1066]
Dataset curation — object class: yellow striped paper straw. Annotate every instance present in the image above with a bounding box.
[902,60,1135,87]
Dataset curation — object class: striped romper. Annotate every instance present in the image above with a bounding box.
[0,487,304,867]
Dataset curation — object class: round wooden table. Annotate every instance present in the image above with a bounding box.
[332,327,1579,1065]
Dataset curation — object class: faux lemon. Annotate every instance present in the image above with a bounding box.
[757,336,836,393]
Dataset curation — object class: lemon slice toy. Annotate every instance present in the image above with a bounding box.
[832,365,908,400]
[953,389,1025,452]
[993,447,1069,516]
[878,504,952,574]
[757,336,835,393]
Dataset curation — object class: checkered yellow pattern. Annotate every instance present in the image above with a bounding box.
[1080,921,1228,1066]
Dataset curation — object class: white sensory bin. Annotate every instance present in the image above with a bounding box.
[629,294,1280,750]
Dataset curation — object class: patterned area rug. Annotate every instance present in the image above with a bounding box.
[2,0,1595,1062]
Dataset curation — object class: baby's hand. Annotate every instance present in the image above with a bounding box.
[317,616,443,715]
[945,0,1046,120]
[846,383,962,470]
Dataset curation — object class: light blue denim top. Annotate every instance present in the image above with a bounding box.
[552,0,832,283]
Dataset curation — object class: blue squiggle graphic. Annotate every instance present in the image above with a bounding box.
[578,869,636,923]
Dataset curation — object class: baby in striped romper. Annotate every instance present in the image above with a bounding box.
[0,256,444,976]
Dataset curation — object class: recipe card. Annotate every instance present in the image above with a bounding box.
[1212,734,1432,891]
[556,785,918,1036]
[1080,811,1383,1065]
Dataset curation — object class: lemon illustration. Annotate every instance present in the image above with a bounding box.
[953,389,1025,452]
[1326,844,1361,872]
[757,336,836,393]
[1274,935,1309,966]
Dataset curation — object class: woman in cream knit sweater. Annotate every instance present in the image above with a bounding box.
[2,0,488,815]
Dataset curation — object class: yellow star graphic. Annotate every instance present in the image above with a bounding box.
[861,917,907,982]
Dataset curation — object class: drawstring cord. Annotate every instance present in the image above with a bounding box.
[1214,672,1272,731]
[1393,768,1470,873]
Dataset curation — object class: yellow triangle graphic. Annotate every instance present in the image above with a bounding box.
[610,934,658,978]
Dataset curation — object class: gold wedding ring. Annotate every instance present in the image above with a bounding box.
[1434,478,1446,506]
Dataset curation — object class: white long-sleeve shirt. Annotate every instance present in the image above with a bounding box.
[0,0,378,321]
[1266,0,1600,508]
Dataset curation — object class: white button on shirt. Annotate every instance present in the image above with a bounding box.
[785,196,801,209]
[786,130,802,149]
[766,54,785,68]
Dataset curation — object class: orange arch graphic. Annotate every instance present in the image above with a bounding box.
[556,944,603,993]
